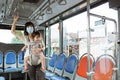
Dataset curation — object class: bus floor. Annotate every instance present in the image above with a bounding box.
[0,71,30,80]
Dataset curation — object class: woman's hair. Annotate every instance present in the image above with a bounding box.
[24,22,35,36]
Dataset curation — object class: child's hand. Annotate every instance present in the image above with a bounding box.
[31,49,37,54]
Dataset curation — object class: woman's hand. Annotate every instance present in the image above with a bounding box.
[41,67,45,72]
[11,15,19,34]
[31,48,42,54]
[31,49,37,54]
[14,15,19,22]
[24,65,28,72]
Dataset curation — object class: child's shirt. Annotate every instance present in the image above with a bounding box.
[27,41,43,66]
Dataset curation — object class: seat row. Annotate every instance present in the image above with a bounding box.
[45,52,117,80]
[0,50,24,73]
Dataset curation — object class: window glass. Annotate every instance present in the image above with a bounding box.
[63,3,117,59]
[0,29,23,44]
[51,23,60,55]
[45,23,60,57]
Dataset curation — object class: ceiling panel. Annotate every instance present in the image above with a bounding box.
[0,0,107,29]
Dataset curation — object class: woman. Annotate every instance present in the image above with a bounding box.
[11,15,45,80]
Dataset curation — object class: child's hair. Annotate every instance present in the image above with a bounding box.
[32,31,40,38]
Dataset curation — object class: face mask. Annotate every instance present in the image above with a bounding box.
[26,27,34,34]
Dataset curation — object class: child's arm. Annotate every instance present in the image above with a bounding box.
[32,40,45,54]
[38,40,45,52]
[31,43,44,54]
[41,40,45,51]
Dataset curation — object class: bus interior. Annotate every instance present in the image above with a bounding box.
[0,0,120,80]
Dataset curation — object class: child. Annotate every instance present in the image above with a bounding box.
[24,31,45,72]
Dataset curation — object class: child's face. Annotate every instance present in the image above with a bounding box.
[34,35,40,42]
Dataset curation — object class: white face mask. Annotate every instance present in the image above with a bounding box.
[26,27,34,34]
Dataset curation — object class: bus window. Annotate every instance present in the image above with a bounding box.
[63,3,117,59]
[0,29,23,44]
[45,23,60,57]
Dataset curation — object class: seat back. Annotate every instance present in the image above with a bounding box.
[4,50,17,69]
[63,54,78,80]
[0,51,3,67]
[94,54,115,80]
[54,53,67,76]
[75,53,95,80]
[48,52,58,72]
[0,51,3,72]
[18,51,24,68]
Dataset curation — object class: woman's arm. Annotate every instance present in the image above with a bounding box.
[31,47,42,54]
[11,15,26,43]
[11,15,19,34]
[21,45,28,52]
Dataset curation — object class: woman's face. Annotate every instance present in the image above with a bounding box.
[26,25,34,34]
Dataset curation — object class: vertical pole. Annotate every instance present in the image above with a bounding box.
[9,73,11,80]
[117,8,120,80]
[68,34,69,55]
[86,0,91,80]
[48,24,51,57]
[44,27,46,51]
[104,19,107,55]
[113,20,118,80]
[59,20,63,53]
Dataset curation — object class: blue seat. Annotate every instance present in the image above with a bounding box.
[46,53,67,79]
[0,51,3,72]
[50,54,78,80]
[48,52,58,72]
[18,51,24,71]
[54,53,67,74]
[45,52,58,79]
[4,51,18,72]
[0,76,5,80]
